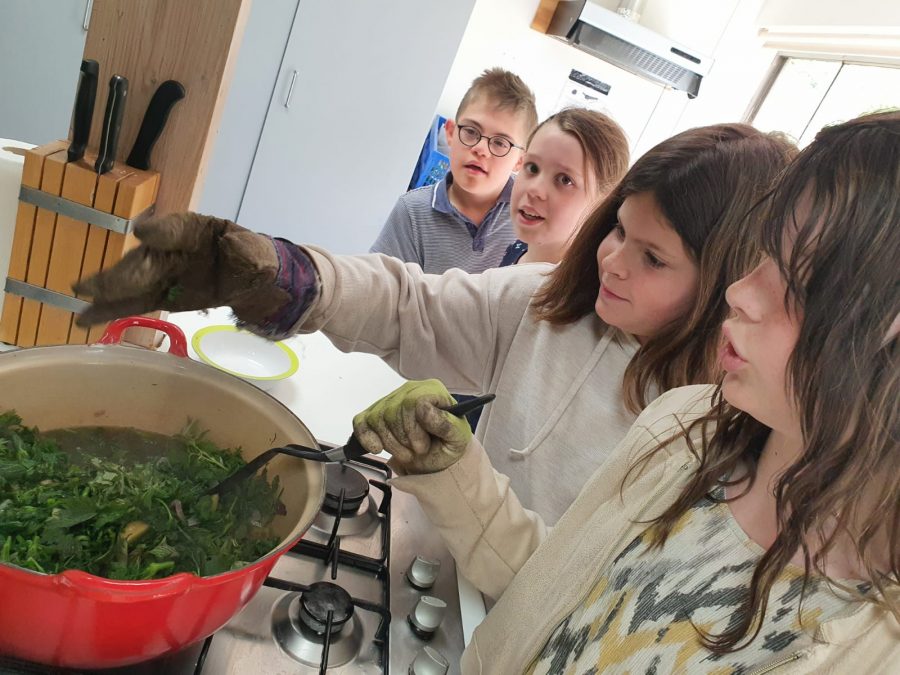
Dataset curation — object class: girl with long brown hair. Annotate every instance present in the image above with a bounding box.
[74,125,794,525]
[351,111,900,672]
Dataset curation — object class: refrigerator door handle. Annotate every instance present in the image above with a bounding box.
[284,70,298,109]
[83,0,93,30]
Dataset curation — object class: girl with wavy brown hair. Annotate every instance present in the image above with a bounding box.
[532,125,796,414]
[73,124,794,525]
[349,110,900,673]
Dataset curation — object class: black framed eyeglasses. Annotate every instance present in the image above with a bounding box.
[457,125,524,158]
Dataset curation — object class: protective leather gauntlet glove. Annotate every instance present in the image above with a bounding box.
[73,212,291,327]
[352,379,473,475]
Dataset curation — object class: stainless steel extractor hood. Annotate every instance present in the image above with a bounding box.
[547,0,713,98]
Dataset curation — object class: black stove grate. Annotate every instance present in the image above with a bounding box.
[265,578,391,674]
[263,454,394,674]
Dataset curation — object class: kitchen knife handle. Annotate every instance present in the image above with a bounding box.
[127,80,185,170]
[95,75,129,174]
[67,59,99,163]
[339,393,496,461]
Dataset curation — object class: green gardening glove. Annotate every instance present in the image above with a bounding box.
[352,379,473,475]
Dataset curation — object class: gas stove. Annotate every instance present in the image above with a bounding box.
[0,456,468,675]
[203,455,467,674]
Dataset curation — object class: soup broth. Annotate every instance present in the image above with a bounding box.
[0,412,282,580]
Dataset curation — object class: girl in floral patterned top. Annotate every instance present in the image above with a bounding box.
[522,110,900,673]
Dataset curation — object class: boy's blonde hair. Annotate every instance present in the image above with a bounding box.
[455,68,538,135]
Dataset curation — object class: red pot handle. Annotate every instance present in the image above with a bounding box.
[98,317,189,358]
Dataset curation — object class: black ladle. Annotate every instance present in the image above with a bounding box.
[207,394,495,496]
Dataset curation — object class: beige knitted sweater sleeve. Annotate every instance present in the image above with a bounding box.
[291,247,547,395]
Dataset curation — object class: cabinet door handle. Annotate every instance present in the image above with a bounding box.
[284,70,298,109]
[83,0,93,30]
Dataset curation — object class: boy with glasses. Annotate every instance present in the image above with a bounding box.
[370,68,538,273]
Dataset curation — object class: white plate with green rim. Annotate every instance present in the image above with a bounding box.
[191,325,299,390]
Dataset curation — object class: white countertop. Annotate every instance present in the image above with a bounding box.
[165,308,406,446]
[0,308,406,438]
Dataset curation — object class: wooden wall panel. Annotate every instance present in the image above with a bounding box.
[531,0,563,33]
[83,0,251,213]
[2,2,250,348]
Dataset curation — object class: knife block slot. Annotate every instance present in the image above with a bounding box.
[0,140,160,348]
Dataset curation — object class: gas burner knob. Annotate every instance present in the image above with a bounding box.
[409,645,450,675]
[406,555,441,590]
[407,596,447,640]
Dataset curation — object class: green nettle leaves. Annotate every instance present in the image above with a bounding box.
[0,413,283,580]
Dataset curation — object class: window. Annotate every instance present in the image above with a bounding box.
[751,57,900,147]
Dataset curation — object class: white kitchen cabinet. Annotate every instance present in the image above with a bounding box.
[0,0,298,215]
[198,0,300,221]
[0,1,476,256]
[0,1,89,145]
[236,1,477,254]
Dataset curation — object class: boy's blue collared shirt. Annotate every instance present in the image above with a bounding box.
[370,171,516,274]
[432,173,514,252]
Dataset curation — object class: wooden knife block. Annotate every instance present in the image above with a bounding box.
[0,140,160,348]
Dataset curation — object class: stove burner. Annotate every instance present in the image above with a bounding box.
[298,582,354,636]
[272,586,365,669]
[323,464,370,514]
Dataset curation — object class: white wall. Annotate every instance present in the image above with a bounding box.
[667,0,775,138]
[436,0,666,149]
[433,0,810,161]
[757,0,900,29]
[754,0,900,66]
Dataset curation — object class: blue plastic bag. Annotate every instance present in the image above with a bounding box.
[408,115,450,191]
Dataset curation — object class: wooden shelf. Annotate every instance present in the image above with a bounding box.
[531,0,563,33]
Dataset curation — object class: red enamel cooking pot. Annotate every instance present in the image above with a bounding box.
[0,317,325,669]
